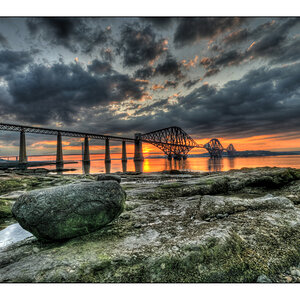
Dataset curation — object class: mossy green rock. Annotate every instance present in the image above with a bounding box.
[12,181,126,241]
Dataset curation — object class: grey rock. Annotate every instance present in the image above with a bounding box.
[257,274,272,283]
[216,214,225,219]
[199,194,294,219]
[290,269,300,277]
[12,181,126,241]
[97,174,121,183]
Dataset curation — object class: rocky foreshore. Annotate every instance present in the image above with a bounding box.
[0,167,300,283]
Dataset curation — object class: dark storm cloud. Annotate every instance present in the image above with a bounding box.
[154,55,184,79]
[222,28,249,45]
[100,48,114,62]
[0,50,33,77]
[117,24,168,67]
[200,50,245,76]
[151,80,179,91]
[133,55,184,80]
[222,18,300,56]
[87,59,112,74]
[200,19,300,78]
[203,68,220,77]
[2,17,300,142]
[1,62,145,125]
[85,63,300,138]
[222,20,277,45]
[174,17,245,48]
[134,66,155,79]
[139,17,174,29]
[170,63,300,137]
[242,20,300,64]
[269,39,300,64]
[134,98,169,115]
[183,78,201,89]
[222,19,297,46]
[215,50,244,66]
[26,18,110,53]
[164,80,178,89]
[0,33,9,48]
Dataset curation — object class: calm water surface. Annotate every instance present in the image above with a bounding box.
[1,154,300,247]
[25,154,300,174]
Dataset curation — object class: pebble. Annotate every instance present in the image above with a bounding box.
[285,276,293,283]
[120,213,131,220]
[32,247,39,253]
[257,274,272,283]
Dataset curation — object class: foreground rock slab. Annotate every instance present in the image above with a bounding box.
[12,181,126,241]
[0,167,300,283]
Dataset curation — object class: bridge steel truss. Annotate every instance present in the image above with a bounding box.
[141,126,201,158]
[142,126,237,158]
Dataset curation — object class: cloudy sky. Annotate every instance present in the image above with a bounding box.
[0,17,300,155]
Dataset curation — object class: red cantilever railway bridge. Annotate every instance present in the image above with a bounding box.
[0,123,236,164]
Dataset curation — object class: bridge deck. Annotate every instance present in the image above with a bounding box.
[0,123,202,148]
[0,123,135,142]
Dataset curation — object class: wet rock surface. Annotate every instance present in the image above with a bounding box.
[0,167,299,282]
[12,181,126,241]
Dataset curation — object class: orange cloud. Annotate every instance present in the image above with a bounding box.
[152,84,165,90]
[135,79,149,84]
[247,41,256,51]
[140,93,153,101]
[182,55,199,69]
[207,39,214,49]
[162,39,169,51]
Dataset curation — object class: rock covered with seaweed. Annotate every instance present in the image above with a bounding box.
[12,180,126,241]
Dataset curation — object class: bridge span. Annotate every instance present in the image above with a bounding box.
[0,123,236,166]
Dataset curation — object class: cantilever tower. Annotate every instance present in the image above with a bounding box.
[141,126,237,159]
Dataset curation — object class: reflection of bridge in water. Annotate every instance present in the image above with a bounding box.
[80,157,235,175]
[208,158,224,173]
[0,123,237,169]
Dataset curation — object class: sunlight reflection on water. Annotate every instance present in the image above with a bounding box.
[26,154,300,175]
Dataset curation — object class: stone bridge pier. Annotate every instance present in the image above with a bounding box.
[56,132,63,165]
[134,133,144,161]
[19,129,27,164]
[83,136,90,163]
[122,141,127,162]
[105,139,111,162]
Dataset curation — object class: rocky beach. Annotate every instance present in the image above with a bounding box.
[0,167,300,283]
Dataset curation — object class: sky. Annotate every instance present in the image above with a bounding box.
[0,17,300,156]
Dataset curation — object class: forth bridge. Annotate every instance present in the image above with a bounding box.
[0,123,236,165]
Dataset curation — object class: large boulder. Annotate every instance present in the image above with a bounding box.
[12,181,126,241]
